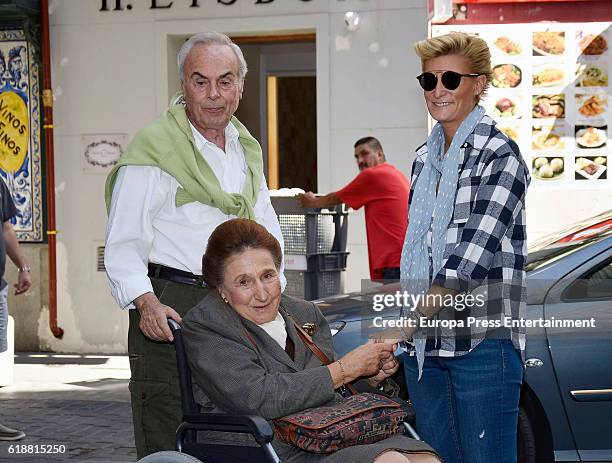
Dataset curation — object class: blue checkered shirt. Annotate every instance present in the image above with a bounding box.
[407,115,530,357]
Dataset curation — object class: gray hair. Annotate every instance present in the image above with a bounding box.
[177,32,248,84]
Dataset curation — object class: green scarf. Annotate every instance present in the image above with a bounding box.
[104,102,263,219]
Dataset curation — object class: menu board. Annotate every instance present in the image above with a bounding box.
[432,22,612,188]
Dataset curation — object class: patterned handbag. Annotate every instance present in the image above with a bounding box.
[272,392,409,453]
[270,307,409,453]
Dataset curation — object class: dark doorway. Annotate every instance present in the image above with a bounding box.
[268,75,317,192]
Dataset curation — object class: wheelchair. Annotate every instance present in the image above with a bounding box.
[166,319,422,463]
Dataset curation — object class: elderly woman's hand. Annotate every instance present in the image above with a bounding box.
[329,341,397,389]
[367,356,400,388]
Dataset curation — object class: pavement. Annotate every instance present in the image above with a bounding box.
[0,353,136,462]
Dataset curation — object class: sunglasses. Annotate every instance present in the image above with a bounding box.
[417,71,481,91]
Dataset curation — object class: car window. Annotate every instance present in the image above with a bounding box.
[564,257,612,301]
[526,231,612,273]
[526,241,590,272]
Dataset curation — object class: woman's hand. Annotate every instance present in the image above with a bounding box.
[328,341,397,389]
[367,355,399,387]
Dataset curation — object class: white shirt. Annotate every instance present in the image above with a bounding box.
[105,120,286,309]
[259,312,287,349]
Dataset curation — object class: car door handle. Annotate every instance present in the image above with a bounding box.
[570,389,612,402]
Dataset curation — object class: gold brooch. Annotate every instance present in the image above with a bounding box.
[302,323,316,336]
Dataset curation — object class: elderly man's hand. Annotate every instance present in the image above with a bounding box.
[134,292,182,342]
[296,192,317,208]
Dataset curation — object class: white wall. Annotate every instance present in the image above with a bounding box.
[45,0,426,352]
[47,0,607,354]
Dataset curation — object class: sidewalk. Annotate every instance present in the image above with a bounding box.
[0,353,136,462]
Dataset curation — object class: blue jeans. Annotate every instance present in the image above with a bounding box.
[402,339,523,463]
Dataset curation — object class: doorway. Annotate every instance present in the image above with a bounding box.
[232,35,316,191]
[266,74,317,192]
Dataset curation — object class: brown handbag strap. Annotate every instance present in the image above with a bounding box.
[279,306,332,365]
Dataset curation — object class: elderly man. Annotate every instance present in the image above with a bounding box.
[297,137,410,281]
[104,32,285,457]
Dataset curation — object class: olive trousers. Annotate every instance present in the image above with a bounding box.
[128,277,211,459]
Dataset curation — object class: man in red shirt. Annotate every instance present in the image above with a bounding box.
[297,137,410,281]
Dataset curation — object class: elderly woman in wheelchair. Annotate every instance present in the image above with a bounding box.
[181,219,440,463]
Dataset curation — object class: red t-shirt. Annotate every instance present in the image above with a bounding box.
[336,163,410,280]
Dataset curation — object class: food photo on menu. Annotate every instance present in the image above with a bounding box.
[575,124,607,149]
[532,123,566,151]
[533,64,566,87]
[492,63,522,88]
[532,94,565,118]
[575,62,609,87]
[577,31,609,56]
[498,125,520,142]
[493,36,523,55]
[532,155,565,180]
[533,31,566,56]
[576,93,608,119]
[575,155,608,180]
[494,96,521,118]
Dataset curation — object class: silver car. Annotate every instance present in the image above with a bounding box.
[320,215,612,463]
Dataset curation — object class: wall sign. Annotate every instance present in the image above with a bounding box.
[100,0,312,11]
[0,30,43,242]
[81,134,128,173]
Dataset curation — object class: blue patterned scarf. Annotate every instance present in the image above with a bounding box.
[400,105,485,379]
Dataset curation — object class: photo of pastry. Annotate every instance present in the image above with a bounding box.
[532,125,565,150]
[533,65,565,87]
[575,93,608,118]
[493,96,521,118]
[575,156,607,180]
[493,36,522,55]
[576,63,609,87]
[577,32,608,56]
[575,125,607,149]
[532,94,565,118]
[532,156,565,180]
[492,64,522,88]
[533,31,565,56]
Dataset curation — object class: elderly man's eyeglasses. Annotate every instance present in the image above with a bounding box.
[417,71,481,91]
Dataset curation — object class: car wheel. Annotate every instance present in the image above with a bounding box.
[517,405,537,463]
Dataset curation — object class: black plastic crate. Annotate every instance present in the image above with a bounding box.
[272,196,350,300]
[307,252,349,272]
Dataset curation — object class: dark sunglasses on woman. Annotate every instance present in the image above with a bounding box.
[417,71,481,91]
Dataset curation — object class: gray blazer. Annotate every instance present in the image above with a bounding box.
[182,291,433,463]
[182,292,338,420]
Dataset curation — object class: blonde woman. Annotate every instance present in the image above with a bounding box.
[398,33,530,463]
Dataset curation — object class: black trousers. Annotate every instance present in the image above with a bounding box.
[128,278,210,459]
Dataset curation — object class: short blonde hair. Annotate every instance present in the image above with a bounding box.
[414,32,492,102]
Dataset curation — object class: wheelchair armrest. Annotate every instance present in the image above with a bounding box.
[178,413,274,447]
